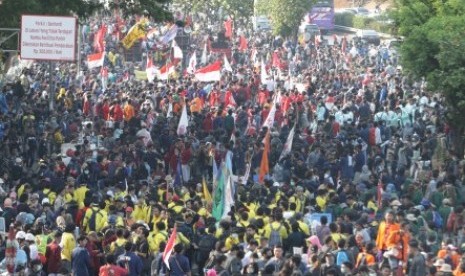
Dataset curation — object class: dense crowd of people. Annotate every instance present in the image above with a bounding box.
[0,10,464,276]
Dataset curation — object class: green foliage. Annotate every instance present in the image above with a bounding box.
[335,12,354,27]
[256,0,313,37]
[393,0,465,154]
[335,13,393,34]
[110,0,172,22]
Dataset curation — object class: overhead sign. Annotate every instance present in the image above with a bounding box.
[20,15,77,61]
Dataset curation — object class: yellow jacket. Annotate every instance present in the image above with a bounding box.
[148,230,168,253]
[60,232,75,261]
[264,221,288,241]
[82,207,106,233]
[110,238,127,253]
[133,205,146,221]
[297,220,310,236]
[74,186,89,208]
[43,188,57,205]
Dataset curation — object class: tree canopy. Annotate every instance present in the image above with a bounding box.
[256,0,313,36]
[393,0,465,155]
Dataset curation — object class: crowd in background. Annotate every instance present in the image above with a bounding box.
[0,10,464,276]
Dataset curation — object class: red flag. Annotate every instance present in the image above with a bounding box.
[239,35,248,52]
[93,24,107,53]
[259,130,270,184]
[163,226,177,269]
[224,19,233,38]
[377,177,383,208]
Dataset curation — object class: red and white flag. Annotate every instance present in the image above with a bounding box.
[177,104,189,136]
[263,96,278,129]
[157,62,175,80]
[162,226,177,270]
[146,55,156,82]
[187,51,197,74]
[195,60,222,82]
[87,52,105,69]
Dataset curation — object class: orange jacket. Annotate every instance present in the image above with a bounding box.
[376,221,400,250]
[356,252,376,268]
[438,249,461,269]
[123,104,135,121]
[386,230,410,262]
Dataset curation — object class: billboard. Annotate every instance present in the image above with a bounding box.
[20,15,77,61]
[307,7,335,31]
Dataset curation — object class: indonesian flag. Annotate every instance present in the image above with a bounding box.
[194,60,222,82]
[146,55,156,82]
[239,35,248,52]
[172,40,183,60]
[187,51,197,74]
[325,95,335,111]
[224,19,233,38]
[157,62,175,80]
[223,55,233,72]
[177,104,189,136]
[279,125,295,160]
[162,226,177,270]
[87,52,105,69]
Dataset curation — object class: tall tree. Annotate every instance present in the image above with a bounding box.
[393,0,465,155]
[256,0,313,37]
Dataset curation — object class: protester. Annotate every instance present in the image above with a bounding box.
[0,7,462,276]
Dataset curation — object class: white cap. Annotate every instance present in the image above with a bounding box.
[16,231,26,240]
[42,198,50,205]
[25,233,35,242]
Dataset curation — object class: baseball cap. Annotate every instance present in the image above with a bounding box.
[16,231,26,240]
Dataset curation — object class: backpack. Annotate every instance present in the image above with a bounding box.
[198,235,215,252]
[432,211,443,229]
[88,208,99,231]
[336,250,349,267]
[268,223,283,248]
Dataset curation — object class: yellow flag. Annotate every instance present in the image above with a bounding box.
[121,19,148,49]
[134,70,148,80]
[203,177,212,203]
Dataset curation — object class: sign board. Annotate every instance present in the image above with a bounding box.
[309,213,333,232]
[20,15,77,61]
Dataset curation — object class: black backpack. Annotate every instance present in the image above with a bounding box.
[88,208,99,231]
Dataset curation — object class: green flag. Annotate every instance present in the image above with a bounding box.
[212,165,225,221]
